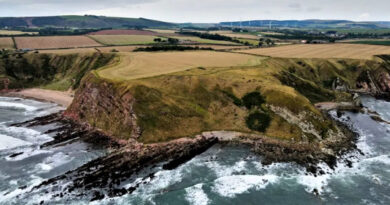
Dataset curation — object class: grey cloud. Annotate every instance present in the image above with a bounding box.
[288,3,301,9]
[0,0,389,22]
[307,7,322,12]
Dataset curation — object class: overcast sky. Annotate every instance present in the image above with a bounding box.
[0,0,389,23]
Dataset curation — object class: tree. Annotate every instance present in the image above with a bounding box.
[154,38,162,42]
[168,38,179,44]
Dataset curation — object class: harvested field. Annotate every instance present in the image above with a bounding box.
[88,35,162,45]
[39,47,98,54]
[98,51,263,81]
[236,43,390,59]
[145,29,177,34]
[14,36,101,49]
[88,29,158,35]
[0,30,38,35]
[0,37,14,49]
[40,45,249,54]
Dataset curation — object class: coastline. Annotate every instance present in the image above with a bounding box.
[1,88,74,108]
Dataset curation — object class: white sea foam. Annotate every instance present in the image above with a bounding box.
[212,175,278,198]
[1,125,52,144]
[35,152,74,172]
[185,183,210,205]
[5,148,52,161]
[206,160,248,177]
[0,134,32,150]
[0,101,38,112]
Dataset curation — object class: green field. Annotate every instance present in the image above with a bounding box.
[347,40,390,46]
[171,36,239,45]
[88,35,165,45]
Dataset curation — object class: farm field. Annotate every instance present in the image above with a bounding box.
[209,31,260,40]
[98,51,263,81]
[88,29,158,35]
[39,47,98,54]
[171,36,238,45]
[88,35,163,45]
[39,45,250,54]
[0,30,38,35]
[0,37,14,49]
[145,29,177,34]
[236,43,390,59]
[345,40,390,46]
[14,36,101,49]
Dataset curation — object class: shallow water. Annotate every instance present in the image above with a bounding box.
[0,97,106,204]
[0,96,389,205]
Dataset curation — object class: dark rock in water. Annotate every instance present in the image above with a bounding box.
[337,110,343,118]
[32,136,218,201]
[11,112,121,149]
[345,159,353,168]
[90,191,104,201]
[9,152,23,158]
[313,188,319,196]
[306,165,318,175]
[163,137,218,170]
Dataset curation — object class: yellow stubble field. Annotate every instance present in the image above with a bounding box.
[236,43,390,60]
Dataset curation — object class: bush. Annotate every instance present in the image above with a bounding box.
[242,92,265,109]
[222,90,243,106]
[245,111,271,132]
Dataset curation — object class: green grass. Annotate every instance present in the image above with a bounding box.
[171,36,239,45]
[88,35,166,45]
[348,40,390,46]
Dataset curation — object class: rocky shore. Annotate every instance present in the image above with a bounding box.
[10,108,359,203]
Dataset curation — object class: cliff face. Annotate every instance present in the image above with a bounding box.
[65,74,140,140]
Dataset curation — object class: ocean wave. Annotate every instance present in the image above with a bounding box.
[0,125,52,145]
[0,101,38,112]
[35,152,74,173]
[212,174,278,198]
[185,183,210,205]
[0,134,32,151]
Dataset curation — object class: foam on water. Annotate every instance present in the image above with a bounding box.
[5,148,52,161]
[185,183,210,205]
[212,174,279,198]
[0,125,52,144]
[0,134,32,150]
[35,152,74,173]
[0,101,38,112]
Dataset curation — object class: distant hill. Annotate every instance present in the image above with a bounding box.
[220,20,390,29]
[0,15,175,29]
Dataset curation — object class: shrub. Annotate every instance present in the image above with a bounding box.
[245,111,271,132]
[222,90,243,106]
[242,91,265,109]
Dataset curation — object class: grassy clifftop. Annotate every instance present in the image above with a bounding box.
[66,51,390,144]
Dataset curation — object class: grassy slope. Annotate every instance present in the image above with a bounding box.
[0,52,115,90]
[82,51,381,143]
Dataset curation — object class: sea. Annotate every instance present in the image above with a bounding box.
[0,95,389,205]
